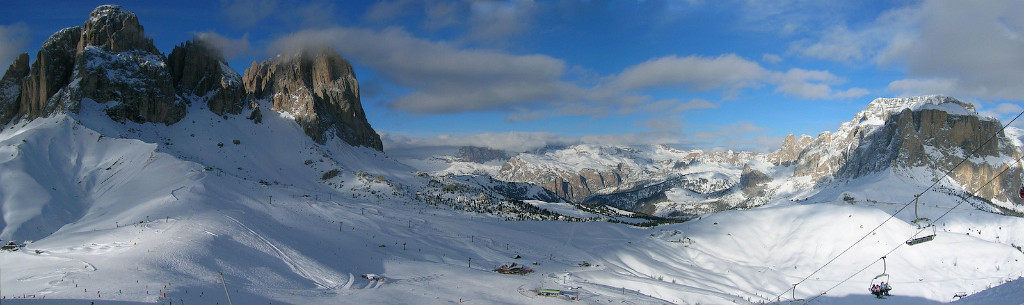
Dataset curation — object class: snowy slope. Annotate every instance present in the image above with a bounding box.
[2,97,1024,305]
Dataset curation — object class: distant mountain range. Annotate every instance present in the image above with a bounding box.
[415,96,1024,217]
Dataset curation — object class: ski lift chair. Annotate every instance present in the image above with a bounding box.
[869,256,891,299]
[907,194,936,246]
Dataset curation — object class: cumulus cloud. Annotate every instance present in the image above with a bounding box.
[611,54,768,92]
[643,98,717,114]
[194,32,251,59]
[269,27,583,114]
[770,68,869,99]
[762,53,783,64]
[885,78,956,97]
[795,0,1024,101]
[266,25,867,122]
[0,23,30,69]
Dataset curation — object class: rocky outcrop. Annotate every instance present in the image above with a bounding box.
[242,47,382,150]
[739,165,770,198]
[768,133,813,166]
[77,5,159,54]
[19,27,81,121]
[75,5,182,124]
[500,155,626,203]
[168,39,244,115]
[9,5,184,125]
[0,53,30,124]
[790,96,1023,205]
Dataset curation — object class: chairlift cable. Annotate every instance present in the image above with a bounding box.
[771,107,1024,303]
[805,152,1024,304]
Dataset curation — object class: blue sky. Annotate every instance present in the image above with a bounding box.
[2,1,1024,153]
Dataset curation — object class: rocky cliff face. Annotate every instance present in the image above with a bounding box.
[5,5,184,125]
[168,39,244,115]
[768,133,813,166]
[0,54,30,124]
[77,5,159,54]
[19,27,80,121]
[2,5,381,151]
[790,96,1023,206]
[75,5,183,124]
[242,47,383,151]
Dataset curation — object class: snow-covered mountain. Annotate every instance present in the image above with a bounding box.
[2,5,1024,305]
[469,96,1024,218]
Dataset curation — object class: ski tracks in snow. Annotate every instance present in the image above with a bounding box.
[224,215,346,290]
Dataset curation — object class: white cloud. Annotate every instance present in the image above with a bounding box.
[363,0,535,44]
[770,68,869,99]
[694,121,763,140]
[269,27,584,114]
[0,23,30,69]
[643,98,718,113]
[789,25,879,62]
[611,54,768,92]
[194,32,251,59]
[639,116,684,131]
[994,103,1024,116]
[796,0,1024,101]
[220,0,278,28]
[885,78,956,97]
[465,0,536,43]
[762,53,783,64]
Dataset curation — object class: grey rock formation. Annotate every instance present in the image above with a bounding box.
[74,5,183,124]
[739,165,770,198]
[242,47,382,150]
[77,5,159,54]
[77,47,183,124]
[19,27,81,121]
[768,133,813,166]
[790,96,1023,206]
[0,53,30,124]
[168,39,244,115]
[9,5,184,125]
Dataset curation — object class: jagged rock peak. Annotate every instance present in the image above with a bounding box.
[168,38,244,115]
[0,53,31,124]
[2,53,30,81]
[78,5,159,54]
[19,27,81,121]
[243,46,383,151]
[768,133,813,166]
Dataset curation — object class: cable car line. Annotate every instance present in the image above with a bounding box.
[770,108,1024,303]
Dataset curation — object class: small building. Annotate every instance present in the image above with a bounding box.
[1,241,19,251]
[538,289,562,297]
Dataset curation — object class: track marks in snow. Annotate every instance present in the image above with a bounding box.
[224,215,344,289]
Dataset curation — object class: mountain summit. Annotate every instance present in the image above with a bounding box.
[0,5,381,150]
[243,47,383,150]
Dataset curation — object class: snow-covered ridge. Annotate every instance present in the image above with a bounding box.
[844,95,983,131]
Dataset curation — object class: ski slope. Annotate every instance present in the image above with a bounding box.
[1,100,1024,304]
